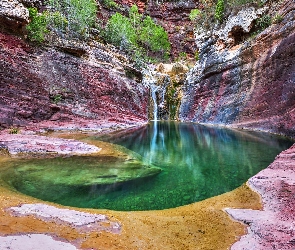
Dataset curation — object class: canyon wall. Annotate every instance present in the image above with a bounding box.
[180,0,295,138]
[1,0,295,138]
[0,0,148,130]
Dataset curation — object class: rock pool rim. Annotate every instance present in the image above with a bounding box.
[5,121,293,211]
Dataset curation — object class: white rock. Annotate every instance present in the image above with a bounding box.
[0,234,77,250]
[0,0,29,24]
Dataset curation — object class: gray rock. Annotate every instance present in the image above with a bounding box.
[215,7,266,45]
[0,0,29,28]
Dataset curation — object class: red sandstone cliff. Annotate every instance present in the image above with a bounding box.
[1,0,295,138]
[0,0,149,131]
[0,32,148,130]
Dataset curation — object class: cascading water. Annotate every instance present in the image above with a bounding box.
[150,84,159,121]
[142,65,159,121]
[142,65,170,121]
[142,62,188,121]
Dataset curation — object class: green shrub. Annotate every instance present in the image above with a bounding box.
[102,0,119,9]
[139,16,170,53]
[256,15,271,31]
[26,0,97,42]
[26,7,49,43]
[104,13,136,49]
[215,0,225,22]
[52,94,62,104]
[272,14,283,24]
[177,52,187,61]
[189,9,201,21]
[103,5,170,62]
[195,51,199,61]
[47,0,97,39]
[9,127,19,134]
[48,11,68,32]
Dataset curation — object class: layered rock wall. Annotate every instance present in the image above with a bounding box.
[0,32,148,129]
[180,0,295,137]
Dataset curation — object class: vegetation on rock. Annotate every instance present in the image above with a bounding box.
[9,127,20,134]
[26,7,49,43]
[189,9,201,21]
[101,0,120,10]
[26,0,97,42]
[255,14,271,32]
[25,1,171,65]
[103,5,171,64]
[272,14,283,24]
[194,51,199,61]
[215,0,225,22]
[47,0,97,39]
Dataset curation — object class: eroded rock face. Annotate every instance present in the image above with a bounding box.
[216,7,266,46]
[180,0,295,138]
[0,32,148,130]
[0,0,29,31]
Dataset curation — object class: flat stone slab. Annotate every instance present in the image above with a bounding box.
[0,234,77,250]
[9,203,121,233]
[0,134,101,157]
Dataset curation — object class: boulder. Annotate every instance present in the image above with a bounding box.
[0,0,29,31]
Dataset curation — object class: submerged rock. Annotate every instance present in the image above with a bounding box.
[6,155,161,187]
[2,138,162,197]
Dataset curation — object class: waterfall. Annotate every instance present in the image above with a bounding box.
[150,84,159,121]
[142,62,186,121]
[142,65,159,121]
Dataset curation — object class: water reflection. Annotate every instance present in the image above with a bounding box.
[4,122,293,211]
[97,121,293,210]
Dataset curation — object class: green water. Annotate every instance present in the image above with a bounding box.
[2,122,293,211]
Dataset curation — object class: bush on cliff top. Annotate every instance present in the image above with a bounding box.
[26,0,97,42]
[26,7,49,42]
[103,5,171,64]
[47,0,97,39]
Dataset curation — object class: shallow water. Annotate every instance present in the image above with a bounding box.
[2,122,293,211]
